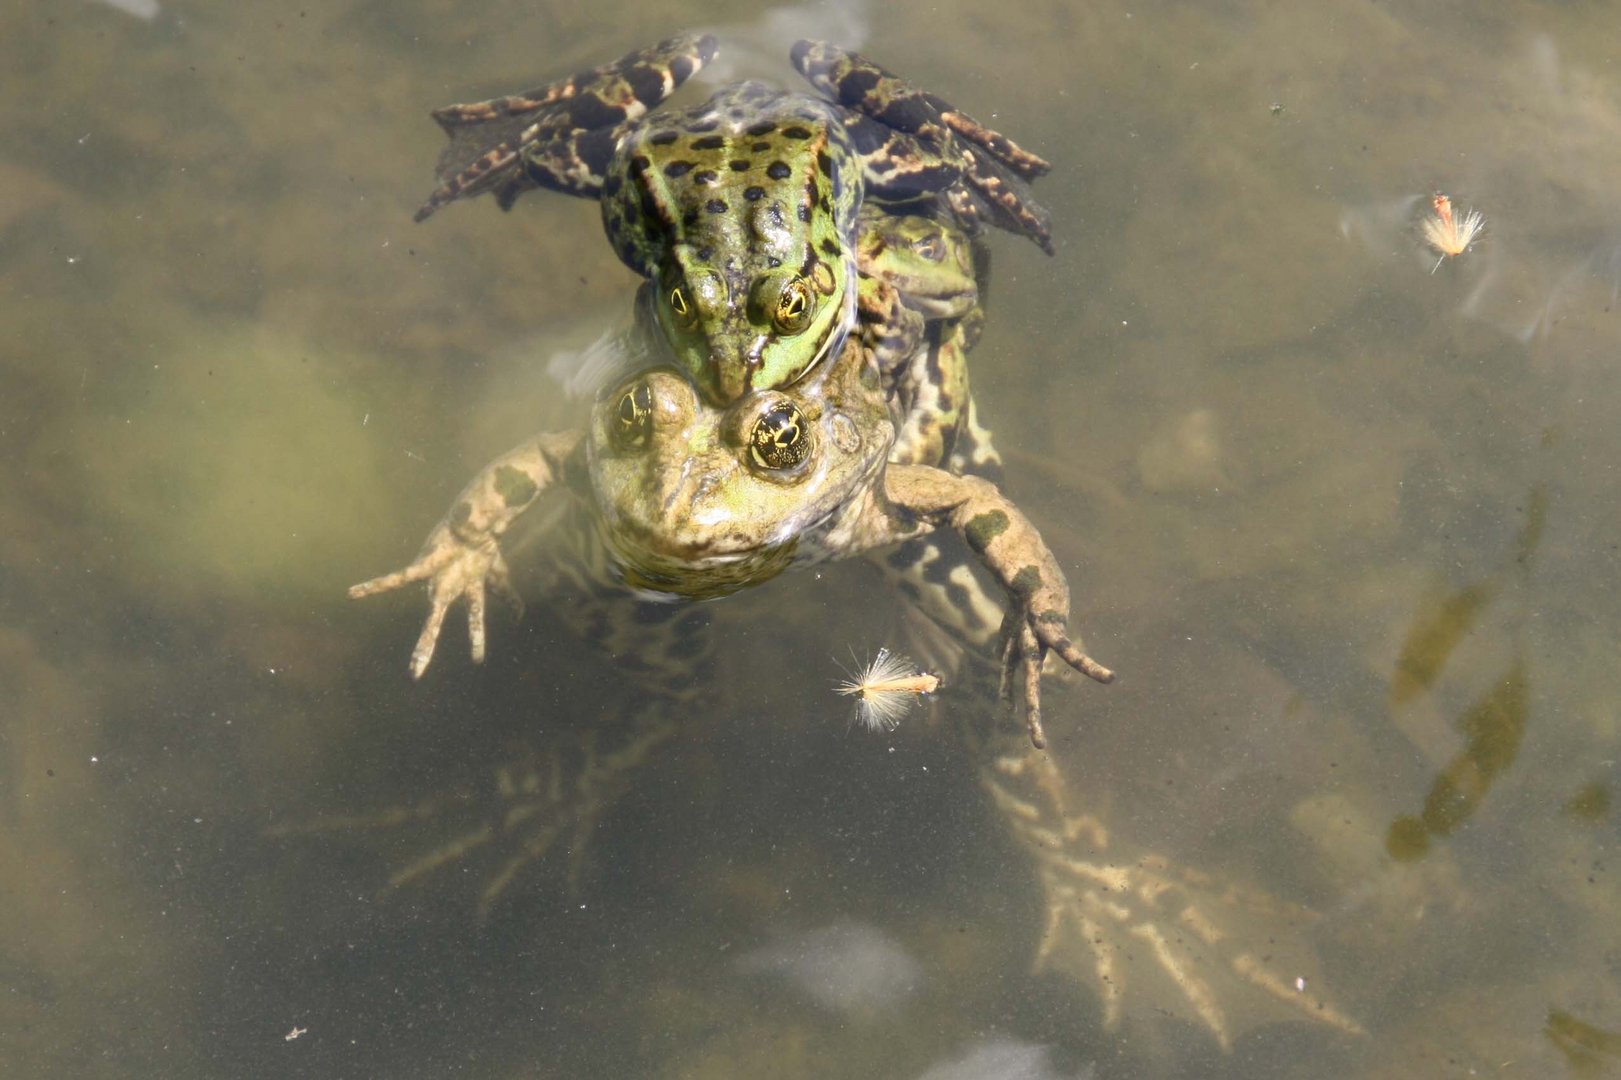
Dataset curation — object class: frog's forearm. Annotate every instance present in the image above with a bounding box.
[881,465,1068,619]
[881,463,1114,736]
[443,430,584,544]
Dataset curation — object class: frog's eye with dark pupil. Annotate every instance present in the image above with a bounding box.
[911,234,945,262]
[772,278,814,334]
[668,284,697,328]
[749,402,810,470]
[614,383,654,447]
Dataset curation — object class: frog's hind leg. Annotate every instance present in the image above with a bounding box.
[974,727,1365,1048]
[270,711,677,918]
[415,34,718,221]
[869,502,1362,1042]
[791,40,1053,253]
[433,517,722,906]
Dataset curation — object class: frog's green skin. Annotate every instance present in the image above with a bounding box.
[355,324,1105,698]
[414,34,1049,404]
[342,42,1363,1051]
[354,201,1101,734]
[606,80,861,404]
[345,292,1359,1046]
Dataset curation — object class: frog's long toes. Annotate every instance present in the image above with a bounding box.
[349,571,405,599]
[409,603,451,679]
[408,640,437,681]
[1020,651,1047,748]
[1039,628,1114,685]
[467,588,489,665]
[1025,704,1048,750]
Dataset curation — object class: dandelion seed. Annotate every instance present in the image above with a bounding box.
[1422,193,1484,273]
[835,648,940,732]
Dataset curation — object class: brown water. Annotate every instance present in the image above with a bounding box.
[4,2,1620,1077]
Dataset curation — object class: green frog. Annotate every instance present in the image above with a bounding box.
[354,250,1104,749]
[412,33,1049,404]
[337,39,1363,1051]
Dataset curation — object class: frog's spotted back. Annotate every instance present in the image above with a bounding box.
[605,84,862,402]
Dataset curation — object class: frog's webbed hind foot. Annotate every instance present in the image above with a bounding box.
[983,748,1364,1048]
[791,39,1053,253]
[269,716,677,917]
[415,34,717,220]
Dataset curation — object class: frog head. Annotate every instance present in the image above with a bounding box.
[603,86,861,404]
[586,336,891,600]
[856,206,980,318]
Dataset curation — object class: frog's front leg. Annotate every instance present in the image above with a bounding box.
[878,465,1113,747]
[350,430,585,678]
[415,34,717,220]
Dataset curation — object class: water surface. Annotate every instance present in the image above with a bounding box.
[3,2,1619,1077]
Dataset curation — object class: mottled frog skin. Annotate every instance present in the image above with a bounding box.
[336,37,1363,1052]
[356,287,1106,744]
[414,34,1049,404]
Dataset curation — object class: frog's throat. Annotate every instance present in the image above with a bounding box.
[611,536,799,601]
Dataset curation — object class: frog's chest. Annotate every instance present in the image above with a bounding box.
[600,83,860,280]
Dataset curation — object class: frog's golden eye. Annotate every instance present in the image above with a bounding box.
[667,283,698,329]
[613,382,654,448]
[771,277,815,335]
[910,233,946,263]
[749,401,811,470]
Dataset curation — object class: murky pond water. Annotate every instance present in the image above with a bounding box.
[4,2,1619,1077]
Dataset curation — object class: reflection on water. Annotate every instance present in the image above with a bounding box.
[735,920,922,1014]
[912,1038,1093,1080]
[1547,1009,1621,1077]
[1385,483,1543,862]
[1387,659,1529,862]
[5,1,1621,1077]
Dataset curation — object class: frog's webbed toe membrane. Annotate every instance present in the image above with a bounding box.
[791,39,1053,253]
[952,147,1054,255]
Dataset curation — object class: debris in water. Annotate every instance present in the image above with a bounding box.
[94,0,161,19]
[835,647,939,731]
[736,919,922,1013]
[912,1038,1094,1080]
[1422,193,1485,272]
